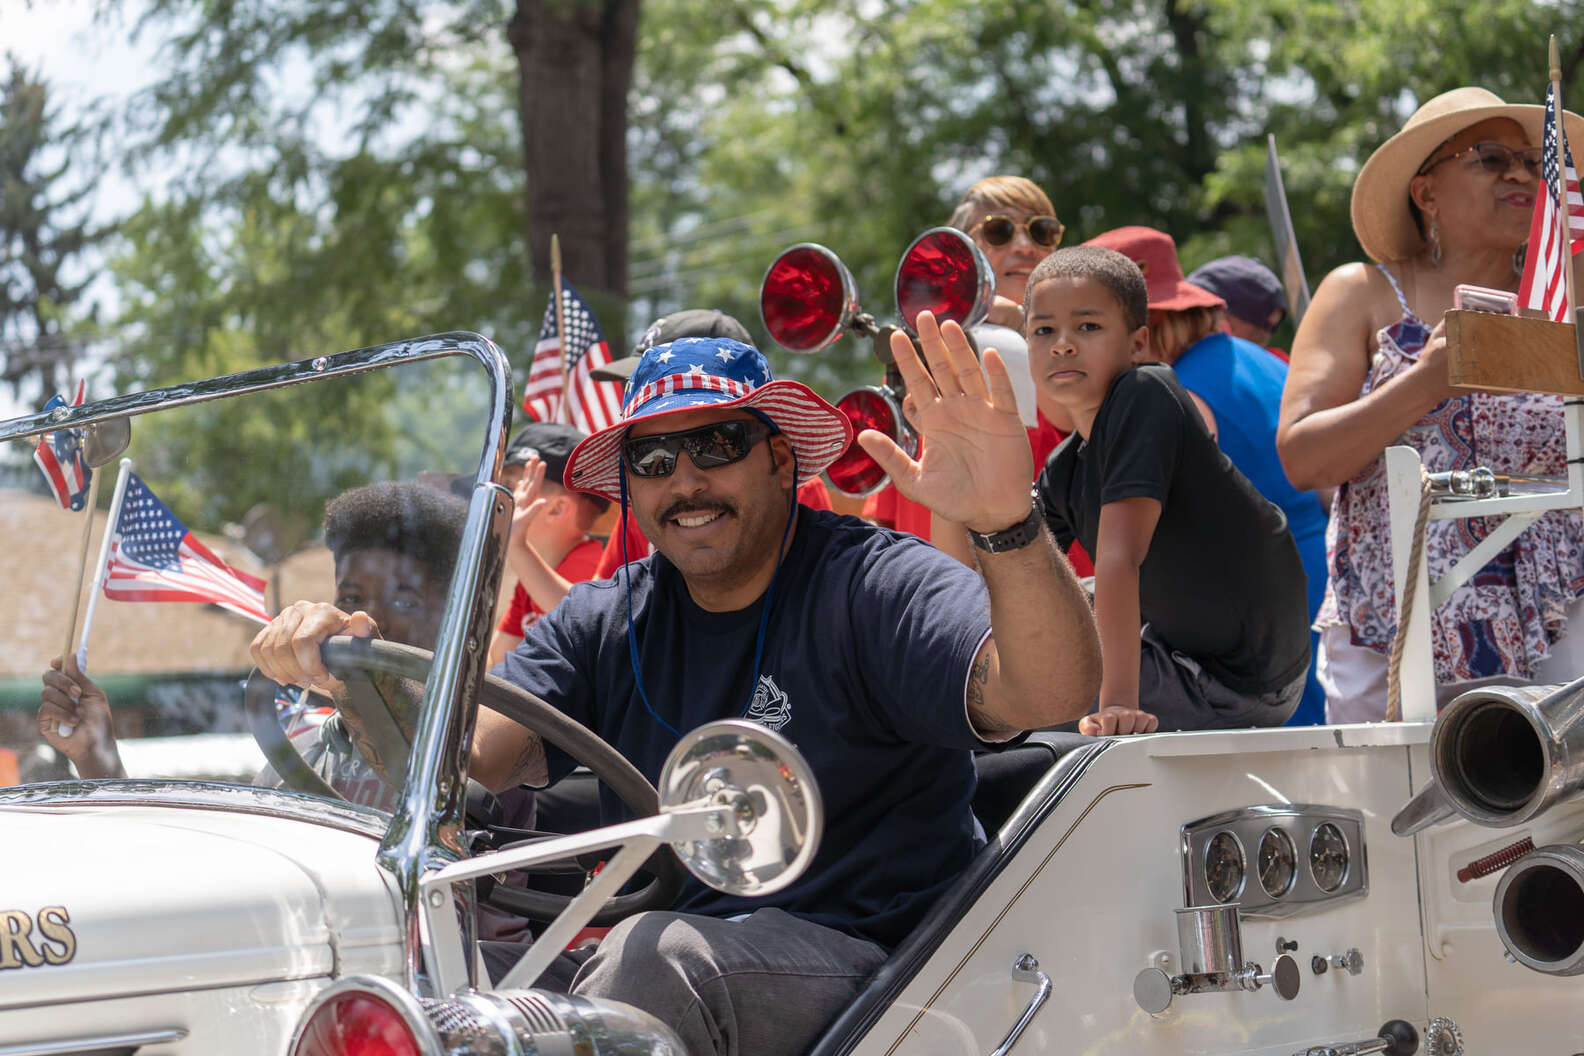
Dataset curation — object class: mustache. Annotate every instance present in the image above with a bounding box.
[659,498,736,523]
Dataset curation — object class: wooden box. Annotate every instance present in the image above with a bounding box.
[1445,309,1584,396]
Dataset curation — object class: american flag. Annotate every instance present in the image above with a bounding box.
[1517,81,1584,321]
[522,281,621,433]
[103,474,271,624]
[32,381,91,511]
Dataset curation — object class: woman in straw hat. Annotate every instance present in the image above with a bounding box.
[1277,87,1584,721]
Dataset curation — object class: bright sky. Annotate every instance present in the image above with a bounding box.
[3,0,160,417]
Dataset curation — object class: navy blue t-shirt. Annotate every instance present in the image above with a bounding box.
[496,507,994,950]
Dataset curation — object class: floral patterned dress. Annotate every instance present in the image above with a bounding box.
[1315,267,1584,683]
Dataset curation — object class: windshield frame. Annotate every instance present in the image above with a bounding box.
[0,330,514,994]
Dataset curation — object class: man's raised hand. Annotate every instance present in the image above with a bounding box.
[855,311,1033,533]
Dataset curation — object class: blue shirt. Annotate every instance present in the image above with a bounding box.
[498,507,995,949]
[1173,334,1328,724]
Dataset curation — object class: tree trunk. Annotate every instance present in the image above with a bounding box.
[508,0,638,312]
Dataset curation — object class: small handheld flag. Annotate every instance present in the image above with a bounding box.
[32,381,91,511]
[522,281,621,434]
[1517,80,1584,321]
[102,474,271,624]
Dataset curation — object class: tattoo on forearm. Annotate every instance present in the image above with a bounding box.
[510,731,549,788]
[967,647,1017,735]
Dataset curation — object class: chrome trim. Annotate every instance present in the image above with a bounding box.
[0,780,390,840]
[1,330,516,997]
[987,954,1050,1056]
[1180,804,1367,919]
[0,1029,187,1056]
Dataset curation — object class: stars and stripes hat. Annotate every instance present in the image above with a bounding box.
[564,336,852,503]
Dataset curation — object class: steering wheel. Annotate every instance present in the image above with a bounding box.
[244,635,683,924]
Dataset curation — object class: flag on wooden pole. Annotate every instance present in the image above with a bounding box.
[103,473,271,624]
[1517,78,1584,321]
[522,281,621,433]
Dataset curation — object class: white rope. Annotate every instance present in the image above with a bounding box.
[1386,464,1433,722]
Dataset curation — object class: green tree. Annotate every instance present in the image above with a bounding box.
[0,58,100,406]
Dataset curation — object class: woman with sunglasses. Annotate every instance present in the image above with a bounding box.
[1277,87,1584,721]
[947,175,1067,330]
[868,176,1096,575]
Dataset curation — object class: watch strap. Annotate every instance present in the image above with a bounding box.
[968,503,1044,553]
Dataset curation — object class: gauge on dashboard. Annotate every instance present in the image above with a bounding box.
[1309,822,1349,893]
[1205,830,1245,903]
[1258,827,1297,898]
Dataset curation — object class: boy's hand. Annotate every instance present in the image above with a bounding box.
[856,310,1033,534]
[1079,706,1160,737]
[39,655,125,777]
[508,456,549,544]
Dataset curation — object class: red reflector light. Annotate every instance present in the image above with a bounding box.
[293,992,421,1056]
[760,244,853,352]
[895,228,992,331]
[827,389,900,496]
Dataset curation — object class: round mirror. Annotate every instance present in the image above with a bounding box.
[657,719,823,897]
[894,227,995,332]
[759,244,860,353]
[825,386,913,497]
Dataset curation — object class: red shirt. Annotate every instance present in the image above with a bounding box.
[592,477,835,580]
[498,536,604,636]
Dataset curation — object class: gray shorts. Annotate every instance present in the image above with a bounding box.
[1138,624,1305,732]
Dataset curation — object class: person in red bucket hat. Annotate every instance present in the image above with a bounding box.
[250,317,1101,1056]
[1082,224,1330,726]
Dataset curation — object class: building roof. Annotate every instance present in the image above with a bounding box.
[1,488,334,680]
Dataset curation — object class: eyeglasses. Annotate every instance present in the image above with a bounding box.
[971,214,1066,249]
[1417,142,1543,179]
[622,419,775,478]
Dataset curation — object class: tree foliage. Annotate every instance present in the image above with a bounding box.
[0,58,100,406]
[74,0,1584,518]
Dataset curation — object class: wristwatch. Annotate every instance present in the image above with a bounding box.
[968,503,1044,553]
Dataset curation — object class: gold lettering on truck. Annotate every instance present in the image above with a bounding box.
[0,908,77,969]
[37,907,76,965]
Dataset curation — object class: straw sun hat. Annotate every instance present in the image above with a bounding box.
[1351,86,1584,263]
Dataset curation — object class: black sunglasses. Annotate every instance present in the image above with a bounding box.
[622,419,776,478]
[972,214,1066,249]
[1417,141,1543,179]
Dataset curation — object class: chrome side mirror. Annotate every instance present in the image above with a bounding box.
[658,718,822,897]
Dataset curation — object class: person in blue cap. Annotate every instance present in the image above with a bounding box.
[252,314,1100,1056]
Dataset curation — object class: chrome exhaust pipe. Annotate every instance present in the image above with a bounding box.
[1429,678,1584,827]
[1493,843,1584,975]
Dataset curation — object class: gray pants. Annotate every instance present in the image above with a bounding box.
[1139,624,1305,732]
[485,908,886,1056]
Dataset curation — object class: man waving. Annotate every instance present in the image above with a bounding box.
[253,313,1099,1056]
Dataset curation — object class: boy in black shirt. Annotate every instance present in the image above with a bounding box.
[1027,246,1310,735]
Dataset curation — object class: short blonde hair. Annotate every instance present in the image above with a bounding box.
[1145,307,1221,365]
[949,176,1056,231]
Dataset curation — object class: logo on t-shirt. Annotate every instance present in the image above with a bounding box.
[744,674,791,731]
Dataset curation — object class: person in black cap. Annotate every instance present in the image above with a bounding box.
[1185,255,1289,355]
[486,422,611,667]
[587,308,755,386]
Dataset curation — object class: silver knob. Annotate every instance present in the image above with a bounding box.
[1329,948,1364,976]
[1257,954,1302,1000]
[1133,966,1174,1014]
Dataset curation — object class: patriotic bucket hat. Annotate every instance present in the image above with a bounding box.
[563,336,853,503]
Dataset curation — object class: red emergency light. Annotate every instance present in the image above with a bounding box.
[759,243,861,353]
[894,227,995,333]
